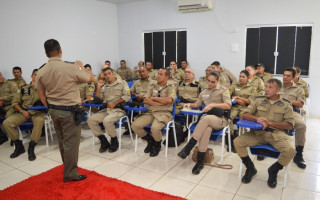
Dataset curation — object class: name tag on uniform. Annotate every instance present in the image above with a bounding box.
[202,94,209,99]
[152,90,158,96]
[235,88,240,91]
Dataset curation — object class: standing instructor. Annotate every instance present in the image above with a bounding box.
[36,39,93,182]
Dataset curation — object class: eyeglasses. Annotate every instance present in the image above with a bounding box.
[185,71,193,74]
[205,69,212,72]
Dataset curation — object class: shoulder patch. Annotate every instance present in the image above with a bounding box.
[64,61,75,64]
[254,95,265,100]
[282,98,292,104]
[88,85,95,92]
[224,90,230,97]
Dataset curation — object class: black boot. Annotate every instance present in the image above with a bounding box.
[28,141,37,161]
[150,141,161,157]
[178,137,197,159]
[267,162,283,188]
[0,129,8,145]
[192,152,205,175]
[241,156,257,183]
[10,140,25,158]
[293,146,307,169]
[142,134,154,153]
[98,135,110,153]
[257,156,265,161]
[108,137,119,153]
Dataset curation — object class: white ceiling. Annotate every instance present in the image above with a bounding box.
[97,0,147,4]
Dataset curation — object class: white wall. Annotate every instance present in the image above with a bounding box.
[0,0,118,82]
[117,0,320,116]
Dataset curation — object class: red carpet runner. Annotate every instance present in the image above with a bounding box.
[0,165,186,200]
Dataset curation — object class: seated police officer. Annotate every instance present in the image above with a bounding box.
[131,68,176,157]
[117,60,132,81]
[256,63,273,85]
[245,65,265,96]
[229,70,257,152]
[234,79,296,188]
[211,61,237,89]
[3,69,46,161]
[178,71,231,175]
[0,72,19,144]
[87,67,130,153]
[198,66,214,90]
[176,67,201,114]
[11,66,26,88]
[130,66,151,103]
[279,68,307,169]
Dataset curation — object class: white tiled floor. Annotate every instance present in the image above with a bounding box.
[1,118,320,200]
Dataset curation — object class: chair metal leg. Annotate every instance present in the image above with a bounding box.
[44,121,49,147]
[135,134,138,152]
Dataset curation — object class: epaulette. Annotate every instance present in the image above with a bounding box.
[64,61,75,64]
[282,97,292,104]
[190,81,199,87]
[253,95,265,100]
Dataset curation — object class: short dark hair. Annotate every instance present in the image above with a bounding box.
[208,71,220,81]
[284,68,296,78]
[170,60,177,64]
[211,61,220,66]
[267,78,282,88]
[240,70,249,78]
[160,68,171,77]
[292,66,301,74]
[102,67,113,73]
[139,61,145,65]
[255,63,265,69]
[84,64,92,69]
[145,61,153,66]
[105,60,110,64]
[32,69,38,75]
[245,65,255,70]
[44,39,61,57]
[13,66,22,72]
[181,60,188,63]
[120,60,126,63]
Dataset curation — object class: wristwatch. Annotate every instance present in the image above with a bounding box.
[19,109,24,113]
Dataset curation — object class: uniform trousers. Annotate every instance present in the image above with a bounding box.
[131,112,168,142]
[87,108,125,137]
[192,115,227,152]
[49,109,81,182]
[293,112,306,147]
[229,106,246,135]
[3,112,46,142]
[234,131,296,166]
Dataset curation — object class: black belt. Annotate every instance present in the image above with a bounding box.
[265,127,274,132]
[48,104,79,111]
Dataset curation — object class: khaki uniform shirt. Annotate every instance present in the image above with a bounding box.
[148,69,158,80]
[295,78,309,98]
[130,78,151,96]
[177,80,201,103]
[243,96,295,140]
[174,70,185,82]
[248,76,265,96]
[230,82,257,106]
[12,83,43,116]
[144,81,176,121]
[78,82,94,101]
[132,70,140,79]
[279,82,305,110]
[100,79,130,111]
[36,57,90,106]
[198,76,208,90]
[117,67,132,80]
[168,77,179,91]
[11,77,26,88]
[195,84,231,108]
[257,72,273,85]
[177,68,185,75]
[219,68,237,88]
[0,80,19,109]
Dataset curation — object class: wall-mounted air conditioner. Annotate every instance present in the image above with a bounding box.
[177,0,213,13]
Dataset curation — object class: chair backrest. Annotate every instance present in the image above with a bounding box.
[127,81,135,89]
[171,101,177,118]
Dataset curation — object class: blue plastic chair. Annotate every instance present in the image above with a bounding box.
[134,101,178,157]
[127,81,135,89]
[236,119,290,188]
